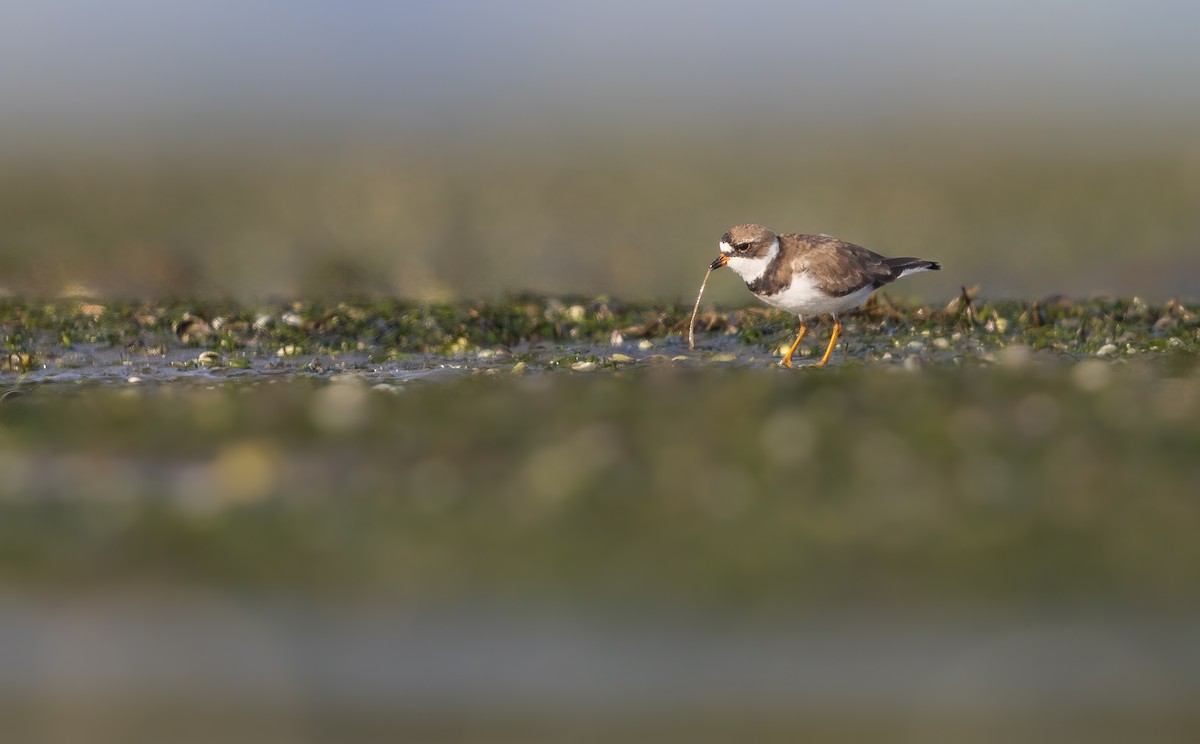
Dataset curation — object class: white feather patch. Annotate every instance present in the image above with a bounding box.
[759,274,875,318]
[722,238,779,284]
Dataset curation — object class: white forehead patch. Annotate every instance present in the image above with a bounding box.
[720,241,734,254]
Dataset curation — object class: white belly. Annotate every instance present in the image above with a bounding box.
[758,273,875,318]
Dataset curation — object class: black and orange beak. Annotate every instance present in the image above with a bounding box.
[709,254,729,271]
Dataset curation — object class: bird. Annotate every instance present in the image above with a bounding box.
[709,224,940,367]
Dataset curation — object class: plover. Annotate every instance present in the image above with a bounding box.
[709,224,940,367]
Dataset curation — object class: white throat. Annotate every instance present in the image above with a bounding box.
[721,238,779,284]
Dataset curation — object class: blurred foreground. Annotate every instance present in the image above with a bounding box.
[4,597,1199,744]
[2,296,1200,741]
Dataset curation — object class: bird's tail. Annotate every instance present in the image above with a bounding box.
[884,257,940,279]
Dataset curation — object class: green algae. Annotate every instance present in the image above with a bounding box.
[0,294,1196,378]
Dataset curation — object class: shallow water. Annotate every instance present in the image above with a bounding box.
[9,321,1011,389]
[14,339,745,387]
[15,341,492,386]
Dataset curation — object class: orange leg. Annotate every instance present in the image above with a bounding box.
[814,316,842,367]
[780,321,808,367]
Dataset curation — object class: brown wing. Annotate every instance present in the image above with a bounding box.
[783,234,896,297]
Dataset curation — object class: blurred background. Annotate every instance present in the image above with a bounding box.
[2,0,1200,302]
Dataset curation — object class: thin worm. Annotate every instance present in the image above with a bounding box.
[687,266,715,351]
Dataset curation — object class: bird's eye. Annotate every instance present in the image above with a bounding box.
[735,243,750,252]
